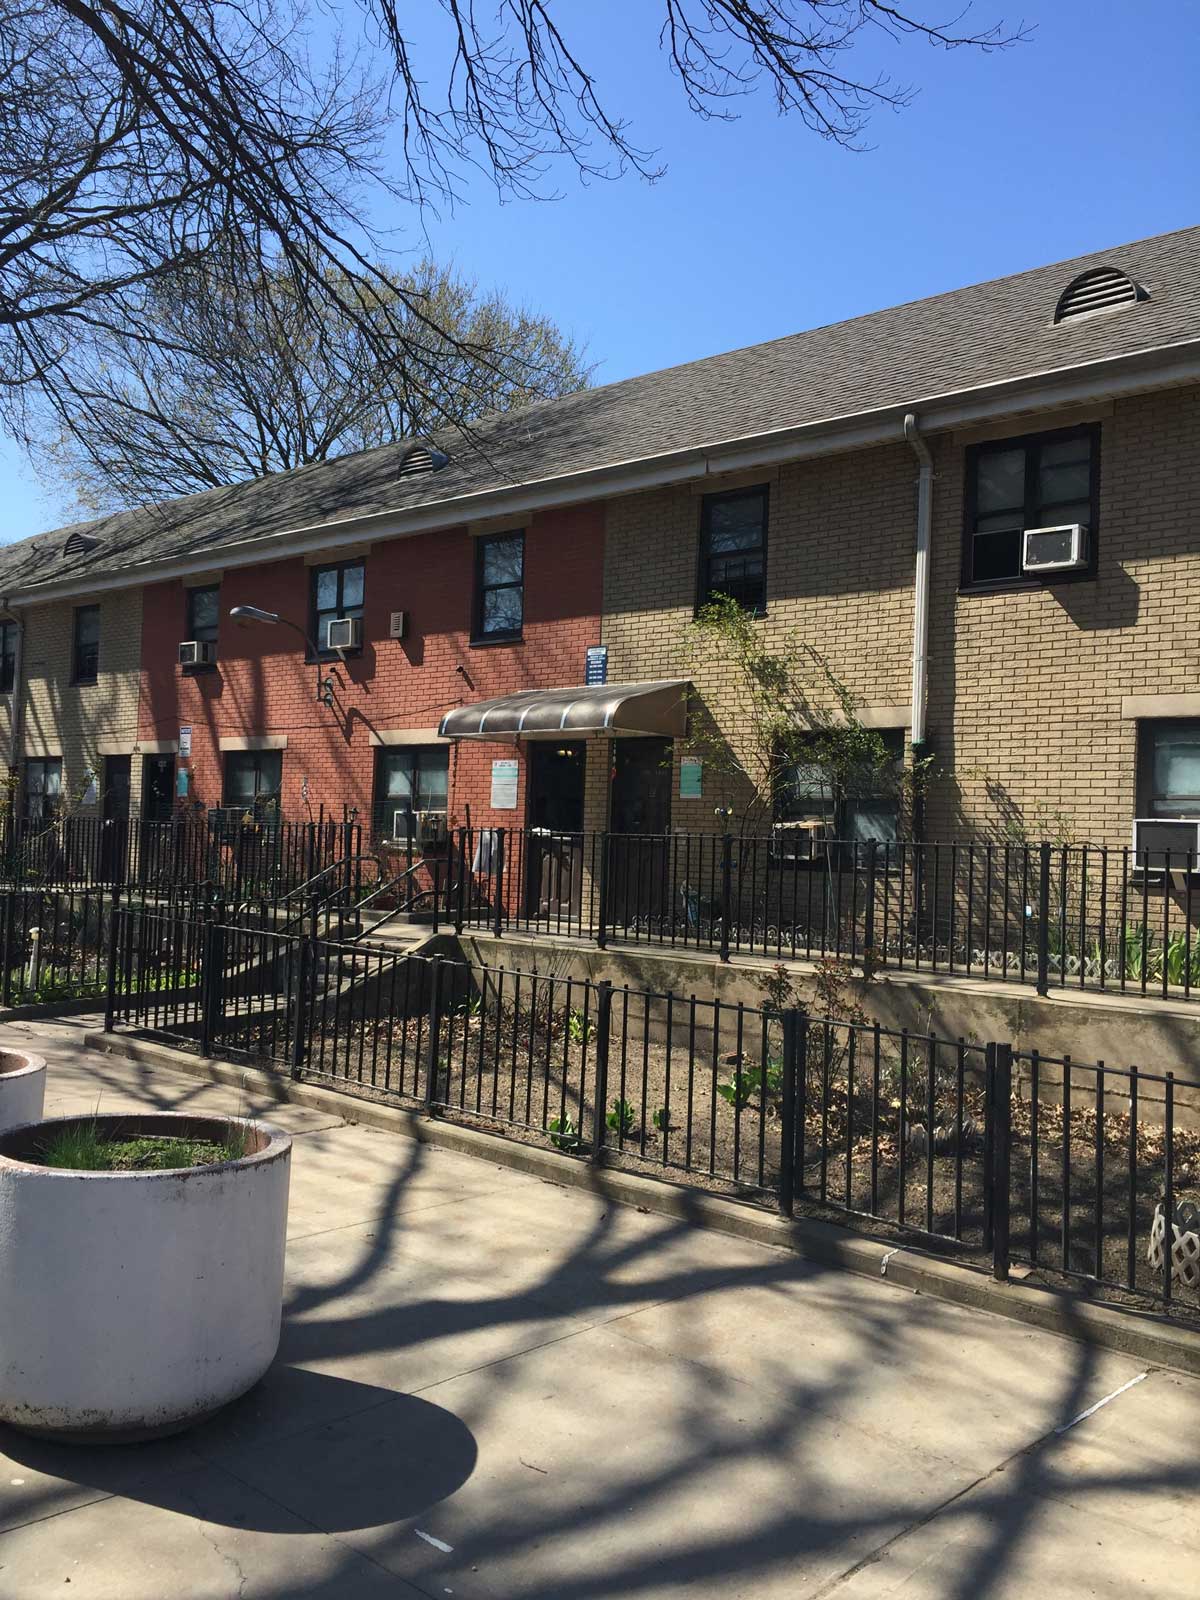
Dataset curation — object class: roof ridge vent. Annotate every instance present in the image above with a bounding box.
[62,530,101,557]
[1054,265,1146,324]
[396,439,450,479]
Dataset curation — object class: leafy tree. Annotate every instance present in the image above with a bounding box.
[1,0,1020,463]
[33,257,592,511]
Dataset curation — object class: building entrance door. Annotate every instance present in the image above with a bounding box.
[609,737,673,930]
[526,741,586,922]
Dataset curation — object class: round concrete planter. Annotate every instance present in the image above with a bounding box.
[0,1112,291,1442]
[0,1049,46,1133]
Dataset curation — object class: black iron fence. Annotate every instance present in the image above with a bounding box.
[0,814,362,895]
[107,905,1200,1314]
[406,827,1200,1003]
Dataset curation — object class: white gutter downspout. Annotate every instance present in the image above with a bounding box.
[903,414,933,750]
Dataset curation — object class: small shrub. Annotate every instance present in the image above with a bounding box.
[548,1114,581,1153]
[606,1098,636,1135]
[567,1008,593,1045]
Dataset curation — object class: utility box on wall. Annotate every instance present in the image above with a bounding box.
[388,611,408,640]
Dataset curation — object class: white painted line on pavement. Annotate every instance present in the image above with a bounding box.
[1053,1370,1149,1434]
[416,1529,455,1553]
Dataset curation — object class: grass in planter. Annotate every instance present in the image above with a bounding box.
[35,1120,250,1171]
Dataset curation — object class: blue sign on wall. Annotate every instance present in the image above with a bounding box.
[585,645,608,685]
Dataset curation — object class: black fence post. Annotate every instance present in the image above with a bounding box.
[199,914,226,1057]
[778,1008,803,1217]
[592,978,613,1162]
[864,840,877,964]
[596,832,609,950]
[103,889,122,1033]
[1036,842,1052,996]
[425,955,444,1110]
[0,888,14,1008]
[492,830,506,939]
[984,1041,1014,1281]
[719,833,733,963]
[289,936,313,1080]
[454,829,467,935]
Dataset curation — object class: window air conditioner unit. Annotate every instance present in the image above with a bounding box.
[178,639,217,667]
[1132,818,1200,872]
[1021,524,1088,574]
[326,616,362,651]
[771,819,829,862]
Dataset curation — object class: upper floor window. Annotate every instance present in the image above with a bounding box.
[776,729,904,845]
[72,604,100,685]
[24,756,62,822]
[697,485,768,614]
[1138,721,1200,820]
[223,749,282,811]
[473,532,524,642]
[0,622,16,695]
[186,585,220,645]
[310,561,364,655]
[963,425,1098,590]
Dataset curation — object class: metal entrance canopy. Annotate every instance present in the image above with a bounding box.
[439,680,689,741]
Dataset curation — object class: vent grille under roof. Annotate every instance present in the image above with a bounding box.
[1054,266,1146,324]
[396,442,450,479]
[62,531,101,557]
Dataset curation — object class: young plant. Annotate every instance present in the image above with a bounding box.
[606,1098,636,1135]
[548,1114,581,1153]
[652,1106,670,1132]
[567,1007,593,1045]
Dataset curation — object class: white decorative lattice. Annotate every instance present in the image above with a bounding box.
[1147,1204,1200,1291]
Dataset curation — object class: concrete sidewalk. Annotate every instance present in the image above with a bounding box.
[0,1016,1197,1600]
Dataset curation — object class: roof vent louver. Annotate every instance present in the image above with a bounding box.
[1054,266,1146,324]
[62,531,101,558]
[396,441,450,479]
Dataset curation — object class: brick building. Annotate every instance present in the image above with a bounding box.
[1,225,1198,873]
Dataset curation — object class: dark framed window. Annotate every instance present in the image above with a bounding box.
[963,424,1099,590]
[1138,721,1200,819]
[473,532,524,642]
[223,749,283,810]
[0,621,16,694]
[186,585,220,645]
[24,757,62,822]
[697,485,769,614]
[776,729,904,845]
[373,746,449,837]
[309,561,364,656]
[72,604,100,684]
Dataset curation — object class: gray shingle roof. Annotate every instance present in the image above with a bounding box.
[4,224,1198,595]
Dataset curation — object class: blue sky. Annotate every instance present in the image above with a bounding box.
[2,0,1196,538]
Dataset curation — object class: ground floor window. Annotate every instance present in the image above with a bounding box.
[775,729,904,845]
[1138,720,1200,818]
[223,749,283,812]
[24,757,62,822]
[373,746,449,838]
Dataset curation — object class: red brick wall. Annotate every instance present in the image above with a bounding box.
[138,504,604,823]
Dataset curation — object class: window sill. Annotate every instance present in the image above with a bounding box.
[71,677,99,688]
[959,569,1097,597]
[469,633,524,649]
[305,649,364,665]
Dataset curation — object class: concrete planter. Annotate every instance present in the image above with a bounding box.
[0,1112,291,1441]
[0,1049,46,1132]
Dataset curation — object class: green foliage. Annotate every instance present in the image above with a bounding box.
[567,1007,593,1045]
[755,962,798,1012]
[548,1114,581,1153]
[36,1120,248,1171]
[606,1098,636,1135]
[652,1106,670,1132]
[681,594,899,830]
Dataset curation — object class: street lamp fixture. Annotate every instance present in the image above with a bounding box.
[229,604,335,706]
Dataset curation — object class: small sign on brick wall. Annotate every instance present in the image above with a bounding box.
[179,725,192,758]
[491,758,519,810]
[679,758,702,799]
[585,645,608,685]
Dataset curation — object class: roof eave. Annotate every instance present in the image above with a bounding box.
[7,336,1200,607]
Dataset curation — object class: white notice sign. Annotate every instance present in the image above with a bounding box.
[490,759,519,810]
[179,725,193,758]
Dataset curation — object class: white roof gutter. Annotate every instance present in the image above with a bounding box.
[9,338,1200,608]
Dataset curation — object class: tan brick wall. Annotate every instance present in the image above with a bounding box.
[602,446,917,831]
[19,590,144,811]
[602,385,1200,849]
[926,385,1200,850]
